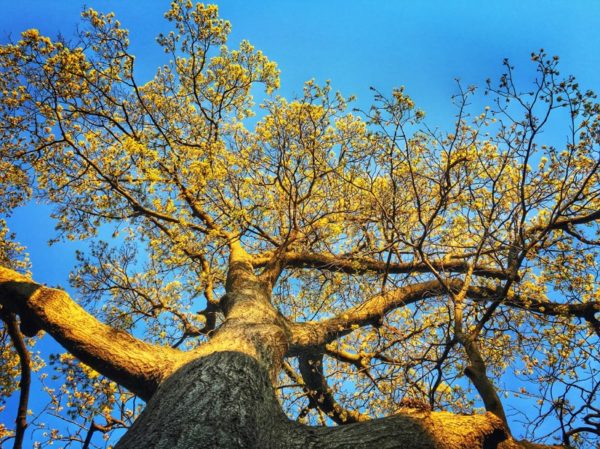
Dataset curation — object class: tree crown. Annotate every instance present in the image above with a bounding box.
[0,2,599,447]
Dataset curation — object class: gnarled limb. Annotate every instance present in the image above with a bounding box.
[0,265,190,400]
[288,279,462,352]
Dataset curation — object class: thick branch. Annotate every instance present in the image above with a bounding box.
[289,279,461,352]
[289,278,600,353]
[527,210,600,236]
[0,266,190,400]
[254,251,511,280]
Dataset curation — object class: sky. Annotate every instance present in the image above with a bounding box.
[1,0,600,445]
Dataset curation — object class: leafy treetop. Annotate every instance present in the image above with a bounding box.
[0,2,599,447]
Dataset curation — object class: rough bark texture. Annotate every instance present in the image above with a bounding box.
[115,351,289,448]
[115,350,548,449]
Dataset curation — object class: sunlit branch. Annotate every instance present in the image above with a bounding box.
[289,278,600,353]
[0,265,192,400]
[51,122,213,235]
[288,279,460,352]
[527,210,600,238]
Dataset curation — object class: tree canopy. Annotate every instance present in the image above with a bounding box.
[0,2,599,448]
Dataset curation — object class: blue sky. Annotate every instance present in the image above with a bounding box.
[1,0,600,445]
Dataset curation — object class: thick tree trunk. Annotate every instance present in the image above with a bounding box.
[114,351,290,448]
[115,350,552,449]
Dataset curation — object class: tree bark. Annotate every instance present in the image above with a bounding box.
[116,350,560,449]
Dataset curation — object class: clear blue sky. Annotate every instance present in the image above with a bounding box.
[1,0,600,445]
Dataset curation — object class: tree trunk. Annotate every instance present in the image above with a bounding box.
[114,351,292,448]
[115,349,547,449]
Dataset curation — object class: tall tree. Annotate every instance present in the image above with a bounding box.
[0,3,599,448]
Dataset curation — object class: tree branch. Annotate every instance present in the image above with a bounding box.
[467,285,600,337]
[526,210,600,238]
[296,353,369,424]
[288,279,460,352]
[254,251,512,280]
[0,265,191,400]
[288,279,600,353]
[0,311,30,449]
[460,335,510,431]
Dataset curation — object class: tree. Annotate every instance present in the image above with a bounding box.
[0,2,599,448]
